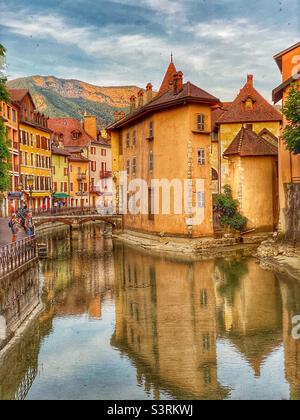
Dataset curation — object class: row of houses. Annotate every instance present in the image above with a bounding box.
[107,42,299,238]
[0,89,112,216]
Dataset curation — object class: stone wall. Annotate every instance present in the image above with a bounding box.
[285,183,300,244]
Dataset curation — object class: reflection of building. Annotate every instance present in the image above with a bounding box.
[0,264,43,400]
[112,243,228,399]
[215,259,282,377]
[279,277,300,400]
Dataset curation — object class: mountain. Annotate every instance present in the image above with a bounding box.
[7,76,142,128]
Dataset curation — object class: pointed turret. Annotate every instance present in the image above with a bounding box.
[159,55,177,94]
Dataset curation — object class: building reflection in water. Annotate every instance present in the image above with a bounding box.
[112,244,300,400]
[0,264,42,400]
[0,225,300,400]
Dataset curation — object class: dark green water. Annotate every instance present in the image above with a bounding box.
[0,225,300,400]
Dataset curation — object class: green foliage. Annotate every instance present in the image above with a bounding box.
[216,259,249,306]
[283,84,300,154]
[0,44,10,193]
[214,185,247,232]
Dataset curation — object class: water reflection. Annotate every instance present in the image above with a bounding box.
[0,227,299,400]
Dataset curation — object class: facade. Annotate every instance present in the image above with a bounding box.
[212,75,282,192]
[107,59,220,237]
[0,98,20,216]
[272,42,300,236]
[9,89,52,210]
[223,128,279,231]
[49,116,112,209]
[51,144,71,205]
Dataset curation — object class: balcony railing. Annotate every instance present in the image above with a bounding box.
[100,171,112,179]
[77,173,87,181]
[0,236,37,277]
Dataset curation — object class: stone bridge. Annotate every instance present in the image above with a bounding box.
[33,214,123,232]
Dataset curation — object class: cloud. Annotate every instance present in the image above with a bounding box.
[0,1,298,101]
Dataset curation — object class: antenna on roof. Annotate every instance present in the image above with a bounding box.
[171,52,173,63]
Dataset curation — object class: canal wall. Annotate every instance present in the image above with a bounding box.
[113,230,268,259]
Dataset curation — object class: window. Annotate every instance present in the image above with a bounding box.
[246,123,253,130]
[101,149,107,157]
[149,121,154,139]
[148,188,154,221]
[149,151,154,173]
[64,168,69,176]
[197,192,205,209]
[54,182,58,192]
[126,159,130,176]
[200,289,208,307]
[245,98,253,110]
[132,130,137,146]
[91,161,97,172]
[126,132,130,148]
[12,109,17,123]
[198,148,206,165]
[70,183,73,192]
[36,135,41,148]
[119,132,123,155]
[203,333,210,351]
[132,158,136,177]
[31,153,34,166]
[196,114,205,131]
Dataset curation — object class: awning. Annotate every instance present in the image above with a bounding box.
[53,193,70,199]
[8,192,22,199]
[31,192,52,198]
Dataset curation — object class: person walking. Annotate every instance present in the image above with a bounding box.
[24,213,35,237]
[8,213,19,243]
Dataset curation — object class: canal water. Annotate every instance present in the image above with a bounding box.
[0,225,299,400]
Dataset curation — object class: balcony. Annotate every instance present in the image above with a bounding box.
[90,185,99,193]
[77,173,87,181]
[100,171,112,179]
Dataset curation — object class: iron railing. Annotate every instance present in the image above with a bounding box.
[0,236,37,278]
[32,207,98,217]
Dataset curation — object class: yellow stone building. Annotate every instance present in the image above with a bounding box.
[0,97,20,216]
[9,89,52,210]
[51,143,71,206]
[212,75,282,191]
[107,59,220,238]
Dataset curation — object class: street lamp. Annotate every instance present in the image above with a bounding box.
[17,183,24,210]
[27,175,34,212]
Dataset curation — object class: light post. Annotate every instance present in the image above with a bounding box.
[27,175,34,213]
[17,183,24,210]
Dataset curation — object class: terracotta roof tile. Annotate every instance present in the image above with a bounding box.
[108,82,219,130]
[223,128,278,157]
[51,146,71,157]
[48,118,92,148]
[217,76,282,124]
[159,61,177,94]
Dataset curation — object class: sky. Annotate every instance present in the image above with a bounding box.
[0,0,299,101]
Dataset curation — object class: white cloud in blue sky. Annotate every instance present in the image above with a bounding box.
[0,0,299,100]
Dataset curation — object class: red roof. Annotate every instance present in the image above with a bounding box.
[274,41,300,71]
[159,60,177,94]
[108,81,219,130]
[217,76,282,124]
[51,146,71,157]
[223,128,278,157]
[8,88,30,103]
[48,118,92,148]
[212,102,232,132]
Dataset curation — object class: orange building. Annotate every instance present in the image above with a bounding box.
[107,59,220,238]
[0,98,20,216]
[273,42,300,235]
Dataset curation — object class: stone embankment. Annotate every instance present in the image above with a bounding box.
[257,239,300,280]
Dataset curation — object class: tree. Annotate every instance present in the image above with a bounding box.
[283,83,300,154]
[0,44,10,198]
[214,185,247,232]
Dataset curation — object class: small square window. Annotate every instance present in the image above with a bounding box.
[196,114,205,131]
[197,192,205,208]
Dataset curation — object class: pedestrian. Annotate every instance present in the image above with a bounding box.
[42,202,47,212]
[24,212,35,237]
[8,213,19,243]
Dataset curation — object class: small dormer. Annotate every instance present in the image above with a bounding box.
[72,130,82,140]
[244,96,256,110]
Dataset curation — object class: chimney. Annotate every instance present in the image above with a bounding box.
[146,83,153,103]
[130,95,136,112]
[177,71,183,93]
[137,89,144,108]
[83,114,97,140]
[172,72,179,95]
[247,74,254,87]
